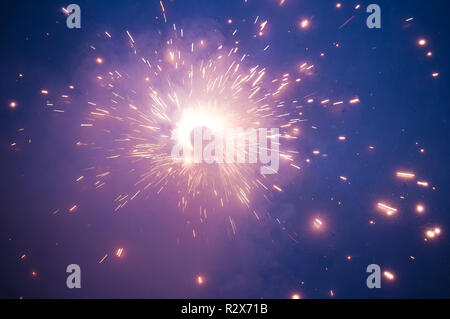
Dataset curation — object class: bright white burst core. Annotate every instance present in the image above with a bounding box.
[172,107,227,151]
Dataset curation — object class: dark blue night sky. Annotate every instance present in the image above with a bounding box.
[1,0,450,299]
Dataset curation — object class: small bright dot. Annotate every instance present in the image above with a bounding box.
[416,204,425,214]
[96,57,104,64]
[418,39,427,46]
[427,51,432,57]
[291,293,301,299]
[336,3,342,8]
[299,19,310,29]
[313,217,323,230]
[227,19,232,24]
[346,255,352,260]
[432,72,439,78]
[9,101,17,109]
[383,271,395,281]
[196,275,204,285]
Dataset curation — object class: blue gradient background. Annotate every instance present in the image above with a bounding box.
[1,0,450,298]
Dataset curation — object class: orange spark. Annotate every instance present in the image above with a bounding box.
[98,254,108,264]
[383,271,395,280]
[259,20,268,35]
[396,171,415,179]
[196,275,204,285]
[425,227,441,240]
[417,181,429,187]
[338,15,355,30]
[299,19,310,29]
[416,204,425,214]
[116,248,124,257]
[313,217,324,230]
[377,202,398,216]
[273,185,283,192]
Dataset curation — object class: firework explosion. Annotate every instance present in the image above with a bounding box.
[2,0,449,299]
[75,28,292,212]
[55,5,359,220]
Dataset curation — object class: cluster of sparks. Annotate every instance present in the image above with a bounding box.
[6,1,445,298]
[78,29,301,213]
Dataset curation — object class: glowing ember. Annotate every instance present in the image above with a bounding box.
[383,271,395,281]
[116,248,124,257]
[425,227,441,240]
[377,203,398,216]
[196,275,204,285]
[313,217,324,230]
[299,19,310,29]
[396,171,415,179]
[416,204,425,214]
